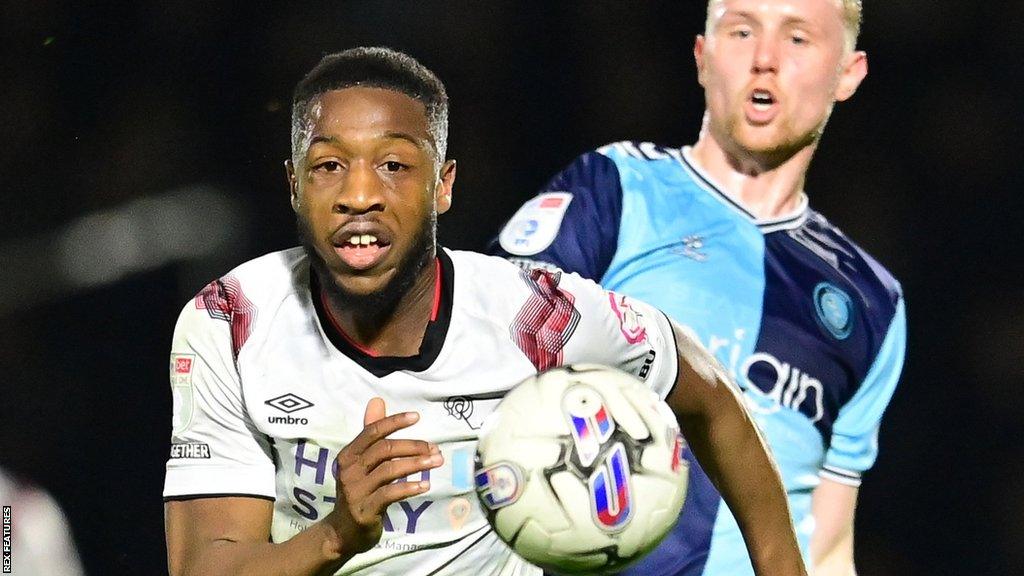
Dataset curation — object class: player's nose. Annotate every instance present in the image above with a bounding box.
[751,36,779,74]
[334,162,385,215]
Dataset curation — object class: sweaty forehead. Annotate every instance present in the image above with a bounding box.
[307,87,431,144]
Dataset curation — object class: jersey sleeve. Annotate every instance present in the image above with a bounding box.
[821,297,907,486]
[163,290,276,501]
[511,267,679,400]
[488,150,623,281]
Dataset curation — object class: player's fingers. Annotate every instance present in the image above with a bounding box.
[358,439,438,471]
[360,453,444,491]
[364,477,433,515]
[344,412,420,456]
[363,397,387,427]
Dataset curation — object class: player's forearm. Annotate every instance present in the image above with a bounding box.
[810,523,857,576]
[812,555,857,576]
[679,396,805,576]
[810,478,858,576]
[667,322,805,575]
[176,520,350,576]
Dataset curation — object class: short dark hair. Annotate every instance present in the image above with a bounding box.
[290,47,449,166]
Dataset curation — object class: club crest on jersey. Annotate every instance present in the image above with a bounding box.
[608,293,648,345]
[498,192,573,256]
[562,385,616,467]
[813,283,853,340]
[443,396,485,430]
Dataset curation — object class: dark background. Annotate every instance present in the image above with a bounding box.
[1,2,1020,575]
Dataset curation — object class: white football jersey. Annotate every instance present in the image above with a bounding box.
[163,247,679,576]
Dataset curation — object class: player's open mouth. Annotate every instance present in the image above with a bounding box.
[745,88,778,123]
[331,225,393,271]
[751,90,775,110]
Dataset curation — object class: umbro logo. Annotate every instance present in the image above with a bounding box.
[265,393,314,425]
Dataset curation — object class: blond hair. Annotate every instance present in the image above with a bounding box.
[706,0,863,51]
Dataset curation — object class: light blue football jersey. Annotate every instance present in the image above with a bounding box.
[490,142,906,576]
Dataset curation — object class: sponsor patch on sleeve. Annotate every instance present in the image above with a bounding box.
[608,292,648,345]
[169,442,211,459]
[498,192,573,256]
[170,353,196,435]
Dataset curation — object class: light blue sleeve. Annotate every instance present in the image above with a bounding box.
[821,297,907,486]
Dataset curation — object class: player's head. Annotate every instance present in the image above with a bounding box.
[287,47,456,313]
[696,0,868,167]
[705,0,862,52]
[290,47,449,170]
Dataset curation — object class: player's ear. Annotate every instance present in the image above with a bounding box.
[435,159,456,215]
[285,159,300,212]
[834,50,867,102]
[694,35,708,87]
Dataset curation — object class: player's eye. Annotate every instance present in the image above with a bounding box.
[314,161,342,172]
[791,35,808,45]
[729,28,752,39]
[381,161,407,173]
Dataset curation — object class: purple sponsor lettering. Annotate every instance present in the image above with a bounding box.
[292,487,318,520]
[294,440,330,485]
[397,500,432,533]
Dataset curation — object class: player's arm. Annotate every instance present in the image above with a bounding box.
[488,149,623,278]
[165,399,442,576]
[165,497,343,576]
[809,479,858,576]
[664,321,807,576]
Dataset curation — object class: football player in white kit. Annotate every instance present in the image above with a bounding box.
[163,47,805,576]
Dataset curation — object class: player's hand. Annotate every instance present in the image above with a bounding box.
[326,397,442,555]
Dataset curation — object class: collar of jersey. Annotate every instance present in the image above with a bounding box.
[310,248,455,378]
[678,146,809,233]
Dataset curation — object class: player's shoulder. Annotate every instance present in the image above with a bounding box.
[193,247,307,307]
[556,141,685,184]
[447,248,601,303]
[592,141,703,200]
[792,210,903,311]
[223,246,308,291]
[175,247,308,335]
[447,248,540,291]
[595,140,682,165]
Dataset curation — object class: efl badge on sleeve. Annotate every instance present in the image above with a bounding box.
[498,192,573,256]
[170,353,196,435]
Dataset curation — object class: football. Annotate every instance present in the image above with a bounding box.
[474,364,689,575]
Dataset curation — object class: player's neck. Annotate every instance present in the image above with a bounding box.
[689,132,814,221]
[322,258,440,358]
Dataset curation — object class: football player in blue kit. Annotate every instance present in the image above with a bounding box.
[491,1,905,575]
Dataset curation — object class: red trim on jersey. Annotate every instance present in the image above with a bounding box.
[430,257,442,322]
[195,276,256,358]
[511,269,581,371]
[318,289,381,357]
[317,256,441,360]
